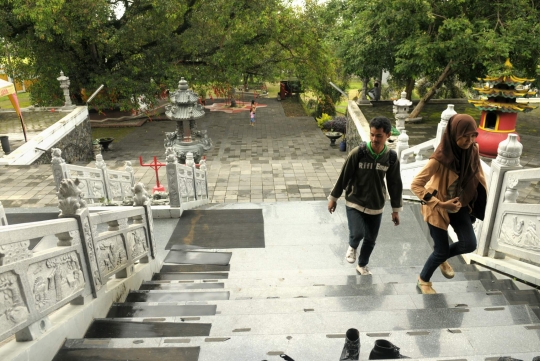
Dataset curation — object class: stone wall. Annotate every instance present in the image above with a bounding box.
[34,117,93,165]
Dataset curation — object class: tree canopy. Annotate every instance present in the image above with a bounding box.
[328,0,540,116]
[0,0,337,110]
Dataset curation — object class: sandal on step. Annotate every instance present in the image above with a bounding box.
[417,277,437,294]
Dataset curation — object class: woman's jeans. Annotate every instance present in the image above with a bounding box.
[420,207,477,281]
[346,206,382,267]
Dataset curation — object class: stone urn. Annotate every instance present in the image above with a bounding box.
[98,137,114,151]
[325,131,343,146]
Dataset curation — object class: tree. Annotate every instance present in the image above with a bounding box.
[0,0,337,110]
[326,0,540,116]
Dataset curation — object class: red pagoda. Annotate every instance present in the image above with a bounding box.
[469,59,537,158]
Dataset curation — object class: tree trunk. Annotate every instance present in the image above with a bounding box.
[408,61,453,119]
[405,77,415,101]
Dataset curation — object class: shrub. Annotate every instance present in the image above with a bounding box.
[322,115,347,133]
[316,113,332,129]
[315,95,336,117]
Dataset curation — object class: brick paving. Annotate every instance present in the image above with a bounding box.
[1,99,539,208]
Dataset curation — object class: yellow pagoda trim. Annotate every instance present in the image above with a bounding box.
[477,75,535,84]
[468,99,536,112]
[472,87,535,98]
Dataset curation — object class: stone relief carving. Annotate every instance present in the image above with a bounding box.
[57,178,87,216]
[499,214,540,252]
[110,181,121,198]
[0,271,29,329]
[29,252,85,311]
[96,235,128,275]
[91,181,105,199]
[0,240,32,266]
[127,229,148,259]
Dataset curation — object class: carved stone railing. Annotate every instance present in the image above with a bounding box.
[0,201,6,226]
[165,147,208,208]
[51,148,135,204]
[0,179,155,343]
[476,134,540,263]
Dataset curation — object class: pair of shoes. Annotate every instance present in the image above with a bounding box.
[340,328,360,360]
[439,261,455,278]
[369,339,410,359]
[417,277,436,294]
[345,246,357,263]
[356,265,372,275]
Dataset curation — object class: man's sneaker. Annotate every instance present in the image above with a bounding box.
[356,265,372,275]
[345,246,357,263]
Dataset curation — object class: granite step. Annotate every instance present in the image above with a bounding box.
[125,290,230,303]
[52,345,199,361]
[108,291,510,319]
[143,270,503,289]
[57,324,540,361]
[130,279,489,300]
[84,319,211,338]
[152,272,229,281]
[161,304,540,336]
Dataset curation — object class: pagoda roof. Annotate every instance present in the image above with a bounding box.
[477,75,535,86]
[472,86,536,98]
[468,99,537,113]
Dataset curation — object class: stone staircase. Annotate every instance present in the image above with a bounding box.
[52,202,540,361]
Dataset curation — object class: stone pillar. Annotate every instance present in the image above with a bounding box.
[0,201,7,226]
[435,104,457,149]
[357,78,370,105]
[393,91,412,133]
[395,130,409,160]
[165,148,181,208]
[476,134,523,257]
[125,161,135,187]
[51,148,67,192]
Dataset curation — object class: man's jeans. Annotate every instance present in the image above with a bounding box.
[346,206,382,267]
[420,207,477,281]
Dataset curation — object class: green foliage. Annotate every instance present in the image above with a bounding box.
[316,113,333,129]
[0,0,338,109]
[314,95,336,117]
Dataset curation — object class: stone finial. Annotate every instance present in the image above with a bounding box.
[51,148,65,165]
[132,182,149,206]
[165,147,177,164]
[440,104,456,125]
[124,161,133,173]
[0,201,7,226]
[395,129,410,159]
[185,152,195,168]
[57,178,87,217]
[495,133,523,167]
[199,157,207,172]
[95,154,107,170]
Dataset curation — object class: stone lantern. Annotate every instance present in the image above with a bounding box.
[393,91,412,133]
[57,71,75,110]
[164,77,213,164]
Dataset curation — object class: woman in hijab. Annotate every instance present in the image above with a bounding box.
[411,114,487,294]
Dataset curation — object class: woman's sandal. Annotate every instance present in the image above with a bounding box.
[417,277,437,294]
[439,261,455,279]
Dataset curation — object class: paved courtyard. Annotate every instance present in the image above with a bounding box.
[1,97,540,208]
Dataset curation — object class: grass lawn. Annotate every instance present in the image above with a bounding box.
[91,127,138,142]
[0,92,32,109]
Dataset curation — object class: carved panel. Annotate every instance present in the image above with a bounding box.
[28,252,85,311]
[0,271,29,330]
[0,241,32,266]
[82,218,102,290]
[498,214,540,252]
[127,229,148,260]
[96,235,128,275]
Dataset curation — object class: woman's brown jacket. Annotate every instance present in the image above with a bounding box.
[410,158,487,230]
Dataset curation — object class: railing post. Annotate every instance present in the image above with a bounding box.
[0,201,6,226]
[395,129,409,160]
[477,134,523,257]
[132,182,156,259]
[165,147,182,208]
[435,104,456,150]
[51,148,67,192]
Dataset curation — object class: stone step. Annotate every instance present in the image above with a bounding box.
[52,345,199,361]
[160,264,231,273]
[107,304,217,318]
[58,324,540,360]
[152,272,229,281]
[140,282,225,291]
[144,270,502,290]
[84,319,211,338]
[166,304,540,336]
[131,280,489,300]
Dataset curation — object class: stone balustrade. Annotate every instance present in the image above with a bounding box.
[0,179,156,343]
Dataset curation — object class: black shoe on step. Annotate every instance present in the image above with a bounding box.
[369,339,410,359]
[340,328,360,360]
